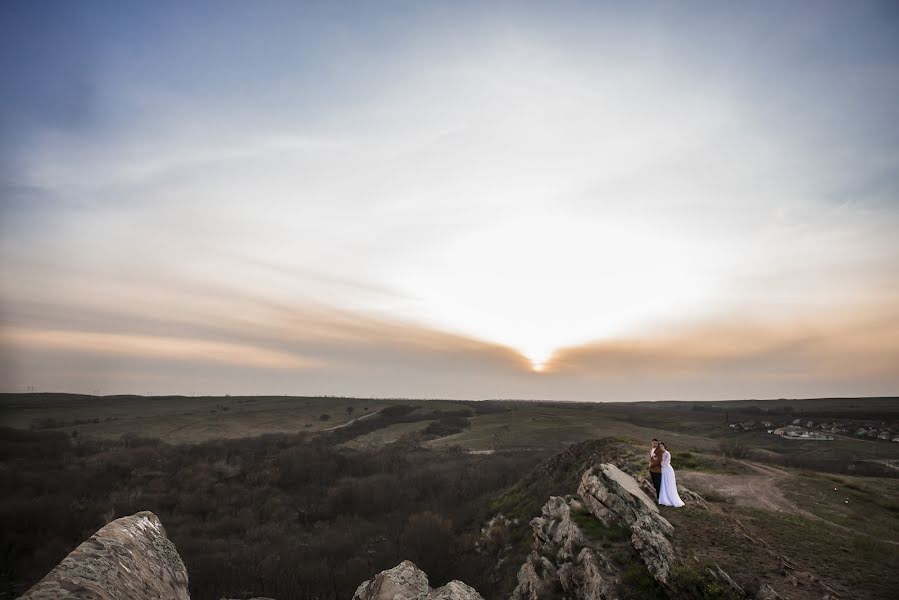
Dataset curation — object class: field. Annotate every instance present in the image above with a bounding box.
[2,394,898,599]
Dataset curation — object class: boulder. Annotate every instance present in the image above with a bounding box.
[509,554,559,600]
[630,514,675,584]
[557,548,617,599]
[530,496,589,561]
[578,464,661,527]
[19,511,189,600]
[353,561,483,600]
[429,580,483,600]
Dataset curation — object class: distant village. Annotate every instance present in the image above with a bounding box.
[728,417,899,442]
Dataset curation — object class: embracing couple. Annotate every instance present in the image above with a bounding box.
[649,438,684,507]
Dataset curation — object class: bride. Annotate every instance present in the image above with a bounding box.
[657,442,685,507]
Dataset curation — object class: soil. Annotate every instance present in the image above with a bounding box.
[678,460,816,517]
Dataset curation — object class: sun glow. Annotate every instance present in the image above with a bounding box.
[388,210,728,372]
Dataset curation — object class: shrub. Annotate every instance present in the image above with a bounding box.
[423,416,471,437]
[668,565,743,599]
[718,439,750,459]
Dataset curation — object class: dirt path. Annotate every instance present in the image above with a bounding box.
[322,408,383,431]
[678,461,818,517]
[680,461,899,547]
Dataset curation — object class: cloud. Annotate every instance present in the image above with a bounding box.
[1,1,898,399]
[545,303,899,383]
[0,326,323,370]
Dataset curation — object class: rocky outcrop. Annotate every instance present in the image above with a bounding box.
[577,464,664,528]
[510,463,681,600]
[19,511,189,600]
[510,495,619,600]
[579,464,677,585]
[352,560,483,600]
[530,496,589,561]
[630,513,675,584]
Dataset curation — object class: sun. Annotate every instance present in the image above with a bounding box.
[525,348,555,373]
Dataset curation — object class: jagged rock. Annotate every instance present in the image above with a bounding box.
[429,580,483,600]
[755,583,784,599]
[477,512,516,554]
[353,560,483,600]
[509,554,559,600]
[786,570,840,598]
[510,462,684,599]
[581,464,674,545]
[510,493,625,599]
[578,464,662,527]
[20,511,189,600]
[557,547,616,599]
[630,513,675,584]
[531,496,589,561]
[353,561,429,600]
[678,485,709,510]
[707,564,745,596]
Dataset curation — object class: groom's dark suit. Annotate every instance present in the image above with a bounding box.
[649,449,662,499]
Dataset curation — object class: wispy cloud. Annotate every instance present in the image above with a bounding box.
[1,1,897,398]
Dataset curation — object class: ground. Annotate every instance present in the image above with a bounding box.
[669,458,899,599]
[3,393,898,598]
[678,461,813,516]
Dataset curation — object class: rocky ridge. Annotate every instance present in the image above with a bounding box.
[20,452,782,600]
[509,463,678,599]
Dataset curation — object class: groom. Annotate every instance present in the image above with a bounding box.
[649,438,662,499]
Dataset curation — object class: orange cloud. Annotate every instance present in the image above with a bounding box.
[543,304,899,381]
[0,327,324,370]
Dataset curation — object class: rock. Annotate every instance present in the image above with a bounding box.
[581,464,674,544]
[509,554,559,600]
[20,511,189,600]
[510,493,627,600]
[630,513,675,584]
[678,485,709,510]
[578,464,662,527]
[353,561,429,600]
[638,475,659,499]
[557,548,616,599]
[429,580,483,600]
[755,583,784,599]
[510,462,683,598]
[353,561,483,600]
[707,564,745,596]
[530,496,589,561]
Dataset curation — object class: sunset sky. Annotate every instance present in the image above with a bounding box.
[2,1,898,400]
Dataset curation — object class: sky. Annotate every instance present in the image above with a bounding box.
[1,0,898,401]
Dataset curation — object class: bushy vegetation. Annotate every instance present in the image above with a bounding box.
[0,426,542,600]
[667,565,743,599]
[718,439,750,459]
[570,509,631,542]
[423,415,471,437]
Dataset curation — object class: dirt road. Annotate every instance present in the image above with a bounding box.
[678,461,817,517]
[322,408,383,431]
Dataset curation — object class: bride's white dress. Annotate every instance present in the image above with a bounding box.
[658,450,685,507]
